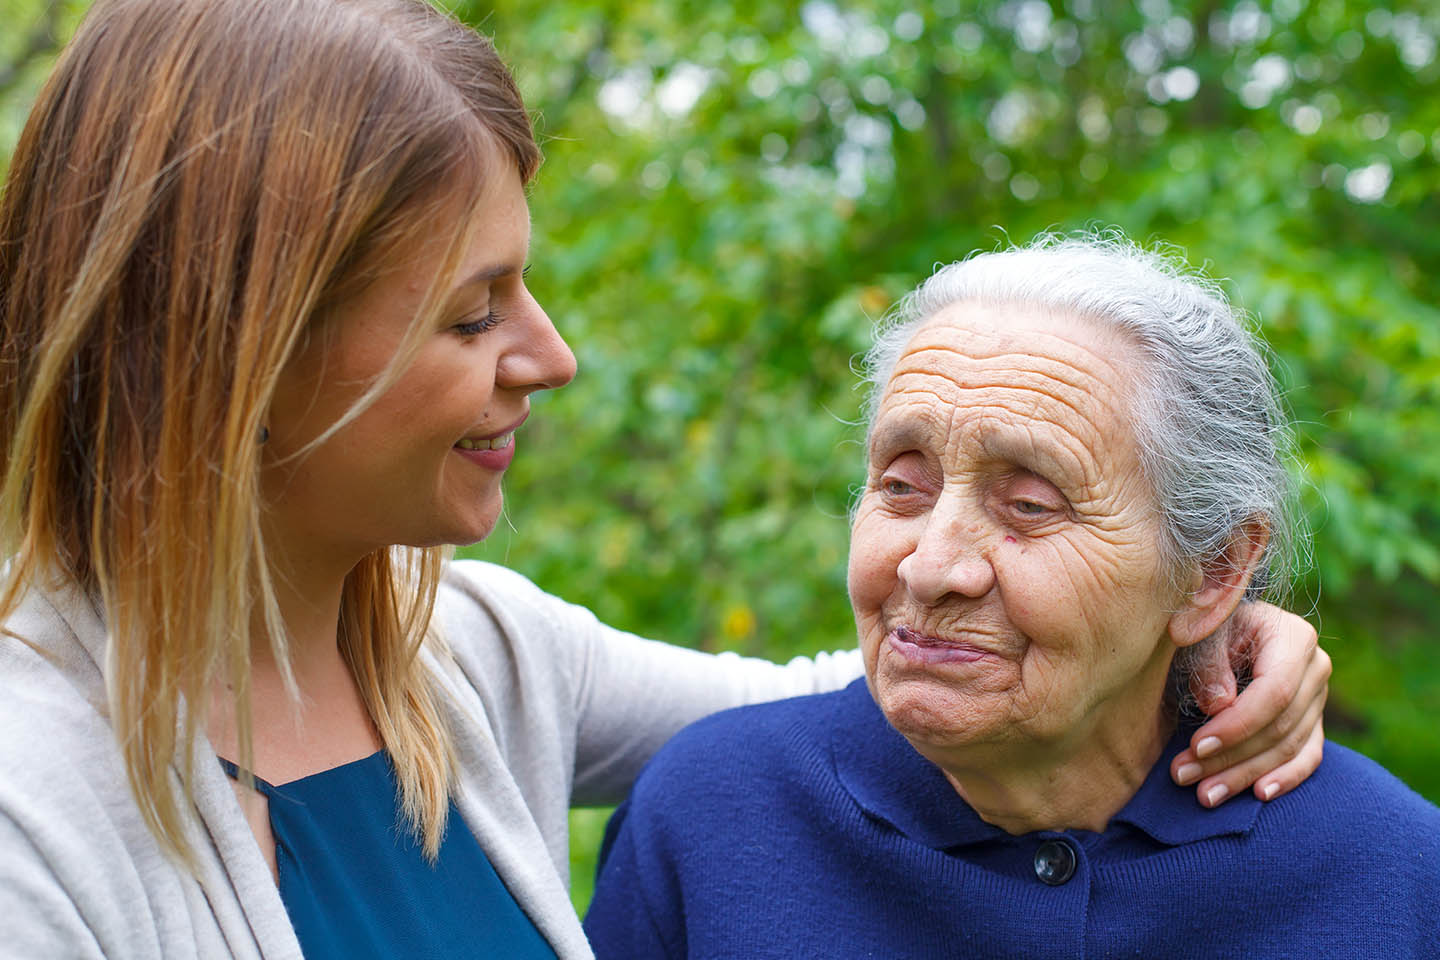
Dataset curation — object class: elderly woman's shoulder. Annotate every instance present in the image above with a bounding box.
[624,678,868,807]
[1291,739,1440,818]
[1255,739,1440,857]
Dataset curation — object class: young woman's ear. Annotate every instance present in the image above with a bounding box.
[1168,519,1271,647]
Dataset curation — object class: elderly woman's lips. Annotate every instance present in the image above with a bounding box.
[887,626,992,665]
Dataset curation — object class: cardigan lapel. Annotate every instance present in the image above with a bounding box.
[25,577,305,960]
[426,647,594,960]
[829,677,1261,851]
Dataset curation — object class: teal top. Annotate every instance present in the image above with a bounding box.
[219,752,557,960]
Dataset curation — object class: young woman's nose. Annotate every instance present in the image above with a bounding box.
[499,297,576,393]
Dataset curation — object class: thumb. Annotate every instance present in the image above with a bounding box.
[1189,635,1239,715]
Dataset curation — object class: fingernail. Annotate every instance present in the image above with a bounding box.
[1195,736,1222,758]
[1260,782,1279,801]
[1205,783,1230,806]
[1176,762,1202,785]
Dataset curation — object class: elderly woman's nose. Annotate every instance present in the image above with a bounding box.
[895,519,997,603]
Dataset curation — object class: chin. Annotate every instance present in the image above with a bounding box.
[408,502,503,549]
[450,513,502,547]
[448,489,505,546]
[874,671,1007,751]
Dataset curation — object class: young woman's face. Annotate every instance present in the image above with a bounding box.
[263,157,575,568]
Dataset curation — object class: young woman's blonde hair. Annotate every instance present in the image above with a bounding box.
[0,0,541,862]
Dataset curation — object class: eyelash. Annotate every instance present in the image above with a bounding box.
[454,310,502,337]
[453,266,530,338]
[881,478,916,497]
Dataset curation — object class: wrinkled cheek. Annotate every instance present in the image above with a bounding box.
[1011,649,1078,736]
[848,601,886,676]
[846,542,878,610]
[847,543,896,660]
[989,580,1055,670]
[996,545,1095,647]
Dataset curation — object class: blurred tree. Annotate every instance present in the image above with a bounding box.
[4,0,1437,912]
[0,1,87,145]
[455,0,1440,906]
[465,0,1439,790]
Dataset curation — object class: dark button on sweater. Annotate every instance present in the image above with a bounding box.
[1034,838,1077,885]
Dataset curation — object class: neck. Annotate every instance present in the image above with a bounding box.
[943,714,1172,835]
[260,552,351,681]
[929,655,1177,835]
[253,508,378,681]
[207,537,377,772]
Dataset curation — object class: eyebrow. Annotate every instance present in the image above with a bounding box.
[453,263,518,289]
[872,407,1086,488]
[979,425,1087,488]
[867,413,938,459]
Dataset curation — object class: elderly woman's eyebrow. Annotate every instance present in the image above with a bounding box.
[867,412,940,460]
[976,423,1090,488]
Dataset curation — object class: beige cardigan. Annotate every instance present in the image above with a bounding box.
[0,560,859,958]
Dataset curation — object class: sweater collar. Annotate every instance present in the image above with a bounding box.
[828,678,1260,850]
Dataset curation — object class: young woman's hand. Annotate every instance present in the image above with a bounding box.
[1170,603,1330,806]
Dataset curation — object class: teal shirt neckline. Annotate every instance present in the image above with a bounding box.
[219,751,557,960]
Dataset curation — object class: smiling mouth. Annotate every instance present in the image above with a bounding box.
[455,433,513,451]
[888,625,993,664]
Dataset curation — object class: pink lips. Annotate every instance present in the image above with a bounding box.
[453,439,515,471]
[452,411,527,471]
[887,625,992,665]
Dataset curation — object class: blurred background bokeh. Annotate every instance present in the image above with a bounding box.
[6,0,1437,912]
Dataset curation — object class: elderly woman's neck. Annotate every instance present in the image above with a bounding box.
[934,702,1176,836]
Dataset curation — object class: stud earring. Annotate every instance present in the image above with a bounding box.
[258,426,270,445]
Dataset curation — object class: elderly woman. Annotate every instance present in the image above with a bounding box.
[583,236,1440,959]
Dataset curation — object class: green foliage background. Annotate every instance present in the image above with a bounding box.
[6,0,1437,914]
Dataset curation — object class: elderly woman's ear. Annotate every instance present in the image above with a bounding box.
[1168,519,1272,648]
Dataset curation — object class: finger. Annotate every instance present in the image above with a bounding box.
[1180,690,1324,805]
[1241,603,1321,697]
[1189,618,1328,765]
[1252,722,1326,801]
[1223,600,1272,668]
[1184,603,1308,747]
[1189,635,1238,716]
[1194,715,1326,808]
[1170,647,1329,786]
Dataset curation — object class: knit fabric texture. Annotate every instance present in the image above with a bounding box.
[585,678,1440,959]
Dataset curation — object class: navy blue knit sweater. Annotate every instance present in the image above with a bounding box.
[584,679,1440,959]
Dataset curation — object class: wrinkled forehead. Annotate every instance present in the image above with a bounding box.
[871,303,1145,478]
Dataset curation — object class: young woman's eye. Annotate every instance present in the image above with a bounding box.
[453,310,502,338]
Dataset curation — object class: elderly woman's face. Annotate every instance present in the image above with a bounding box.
[848,304,1182,758]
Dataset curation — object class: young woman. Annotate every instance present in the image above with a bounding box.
[0,1,1329,957]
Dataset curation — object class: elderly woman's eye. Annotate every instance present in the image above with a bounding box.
[1014,499,1049,515]
[881,477,916,496]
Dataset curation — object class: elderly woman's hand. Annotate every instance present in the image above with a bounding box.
[1170,602,1330,806]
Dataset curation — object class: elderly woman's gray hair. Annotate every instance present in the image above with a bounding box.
[862,233,1302,658]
